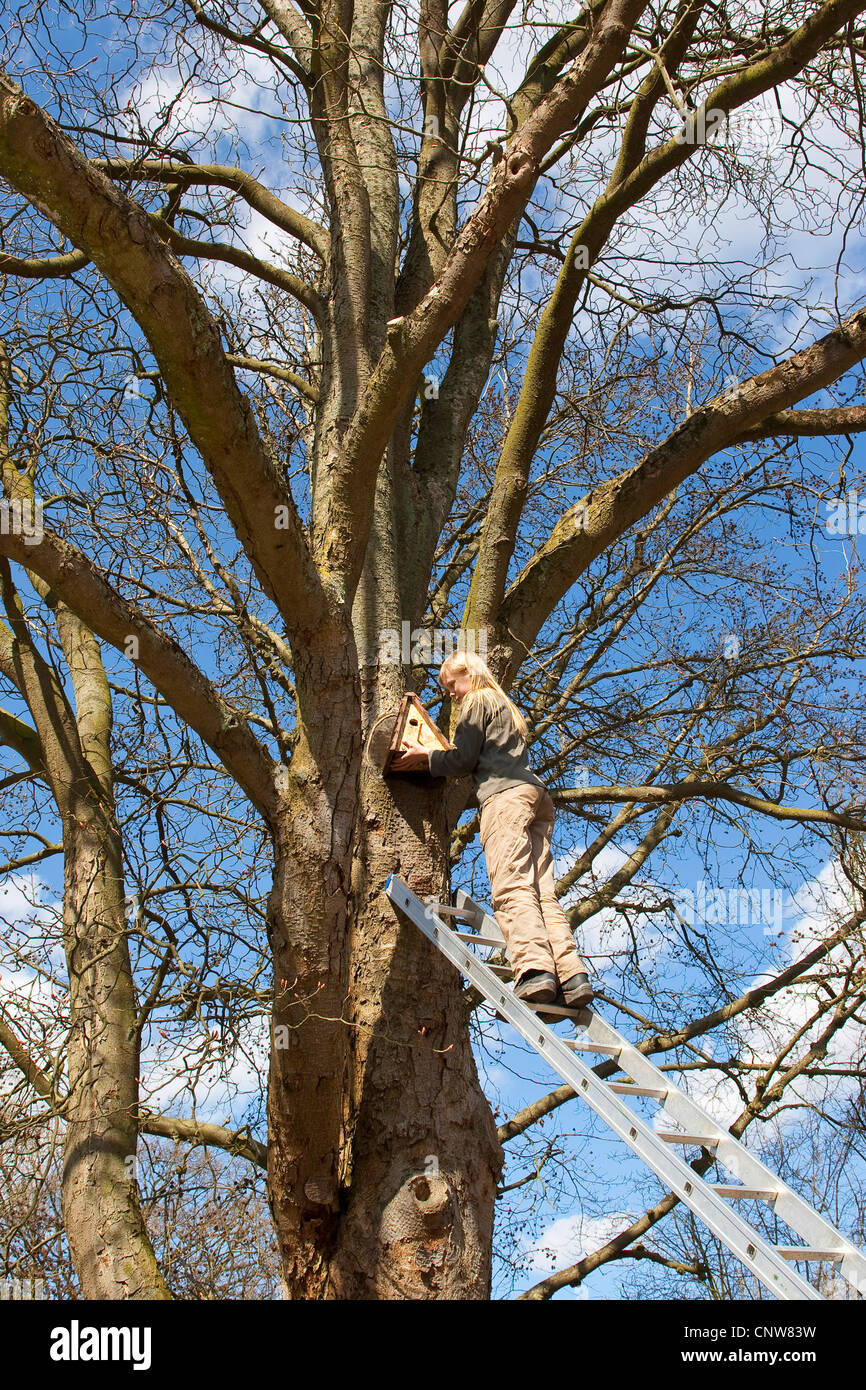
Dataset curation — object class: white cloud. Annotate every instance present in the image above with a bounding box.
[522,1209,640,1274]
[0,874,66,1102]
[661,858,866,1130]
[0,871,56,929]
[0,871,64,989]
[137,1014,269,1126]
[0,870,266,1133]
[557,840,668,966]
[119,47,286,149]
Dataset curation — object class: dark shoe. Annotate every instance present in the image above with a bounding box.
[514,970,558,1004]
[561,972,595,1008]
[535,986,578,1024]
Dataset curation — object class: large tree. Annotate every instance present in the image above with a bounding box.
[2,0,866,1298]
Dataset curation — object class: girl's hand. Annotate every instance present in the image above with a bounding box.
[390,750,430,772]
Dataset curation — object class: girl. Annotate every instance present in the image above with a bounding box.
[391,651,593,1010]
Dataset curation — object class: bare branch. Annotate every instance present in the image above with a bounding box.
[0,69,330,644]
[141,1115,267,1170]
[0,526,278,821]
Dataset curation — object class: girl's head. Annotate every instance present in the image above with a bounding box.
[437,650,528,739]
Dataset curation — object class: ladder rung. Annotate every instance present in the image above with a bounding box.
[608,1082,668,1099]
[660,1132,720,1147]
[526,1001,580,1017]
[776,1247,845,1262]
[455,932,507,948]
[430,903,478,922]
[713,1185,778,1201]
[564,1040,622,1056]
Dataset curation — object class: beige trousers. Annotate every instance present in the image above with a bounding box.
[479,783,587,981]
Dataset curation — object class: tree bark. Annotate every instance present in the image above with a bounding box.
[325,764,502,1298]
[60,794,171,1299]
[264,612,501,1298]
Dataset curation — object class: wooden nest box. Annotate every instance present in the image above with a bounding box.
[364,693,454,777]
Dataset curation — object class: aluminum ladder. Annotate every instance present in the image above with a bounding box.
[384,874,866,1301]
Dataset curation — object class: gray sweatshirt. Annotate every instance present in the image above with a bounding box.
[427,691,545,803]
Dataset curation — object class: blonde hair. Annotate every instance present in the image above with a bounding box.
[438,650,529,740]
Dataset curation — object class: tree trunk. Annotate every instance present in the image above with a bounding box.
[265,630,501,1298]
[326,763,502,1298]
[61,804,171,1299]
[52,608,170,1298]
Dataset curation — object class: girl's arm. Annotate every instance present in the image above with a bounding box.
[427,704,485,778]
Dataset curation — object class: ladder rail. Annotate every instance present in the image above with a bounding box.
[385,875,822,1302]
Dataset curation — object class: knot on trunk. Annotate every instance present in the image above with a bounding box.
[304,1178,337,1208]
[408,1173,451,1231]
[380,1170,456,1245]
